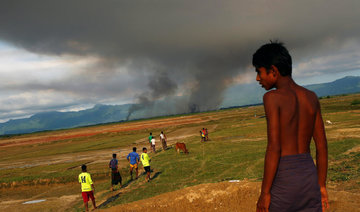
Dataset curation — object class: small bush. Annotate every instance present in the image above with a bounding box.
[351,99,360,105]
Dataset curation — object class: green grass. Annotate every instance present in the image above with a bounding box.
[103,136,267,207]
[0,93,359,210]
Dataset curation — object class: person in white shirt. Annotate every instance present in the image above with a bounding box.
[151,137,156,153]
[159,131,167,150]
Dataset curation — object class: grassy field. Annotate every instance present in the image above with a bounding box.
[0,93,359,211]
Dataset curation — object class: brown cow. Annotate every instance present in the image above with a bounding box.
[175,142,189,154]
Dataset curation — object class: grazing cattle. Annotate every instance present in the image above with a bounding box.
[175,142,189,154]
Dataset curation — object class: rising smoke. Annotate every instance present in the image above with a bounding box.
[126,70,178,120]
[1,0,360,120]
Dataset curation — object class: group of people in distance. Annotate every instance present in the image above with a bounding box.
[78,144,154,211]
[200,128,209,142]
[148,131,168,153]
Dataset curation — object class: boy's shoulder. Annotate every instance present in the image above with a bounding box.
[297,85,318,99]
[263,90,282,103]
[79,172,89,176]
[130,152,139,156]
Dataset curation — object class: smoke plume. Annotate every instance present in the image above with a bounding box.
[1,0,360,120]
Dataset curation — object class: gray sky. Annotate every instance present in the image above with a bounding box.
[0,0,360,122]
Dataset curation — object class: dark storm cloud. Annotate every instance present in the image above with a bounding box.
[1,0,360,118]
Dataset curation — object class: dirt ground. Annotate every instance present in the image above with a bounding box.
[0,124,218,172]
[101,181,360,212]
[0,182,81,212]
[1,180,358,212]
[0,114,216,147]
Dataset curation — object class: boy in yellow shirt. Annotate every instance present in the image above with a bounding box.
[78,164,97,211]
[140,147,151,182]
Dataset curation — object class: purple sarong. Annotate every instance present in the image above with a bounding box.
[269,153,322,212]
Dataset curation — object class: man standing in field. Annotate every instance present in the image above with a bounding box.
[140,147,151,182]
[78,164,97,211]
[253,42,329,212]
[109,153,122,191]
[127,147,140,180]
[205,128,209,141]
[160,131,167,150]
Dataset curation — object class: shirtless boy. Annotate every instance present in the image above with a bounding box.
[253,42,329,212]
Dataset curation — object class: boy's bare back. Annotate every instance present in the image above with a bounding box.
[253,42,328,212]
[265,84,322,156]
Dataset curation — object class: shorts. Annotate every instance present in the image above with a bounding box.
[144,166,151,173]
[269,153,322,212]
[82,191,95,203]
[130,163,138,169]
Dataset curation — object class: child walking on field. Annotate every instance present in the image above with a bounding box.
[78,164,97,212]
[140,147,151,182]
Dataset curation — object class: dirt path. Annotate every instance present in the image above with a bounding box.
[0,125,218,171]
[0,115,209,148]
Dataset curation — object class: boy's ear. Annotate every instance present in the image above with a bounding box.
[271,65,279,77]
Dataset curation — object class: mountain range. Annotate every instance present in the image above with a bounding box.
[1,76,359,135]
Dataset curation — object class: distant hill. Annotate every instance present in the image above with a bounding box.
[221,76,360,108]
[305,76,360,97]
[0,76,359,135]
[0,104,131,135]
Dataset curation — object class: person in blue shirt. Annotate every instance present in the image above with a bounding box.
[127,147,140,180]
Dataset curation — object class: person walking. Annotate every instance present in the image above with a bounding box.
[140,147,151,182]
[127,147,140,180]
[160,131,167,150]
[78,164,97,211]
[109,153,122,191]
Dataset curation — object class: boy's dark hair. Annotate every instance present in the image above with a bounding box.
[143,147,147,151]
[113,153,116,158]
[252,41,292,76]
[133,147,137,152]
[81,164,87,171]
[150,132,152,135]
[161,131,163,134]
